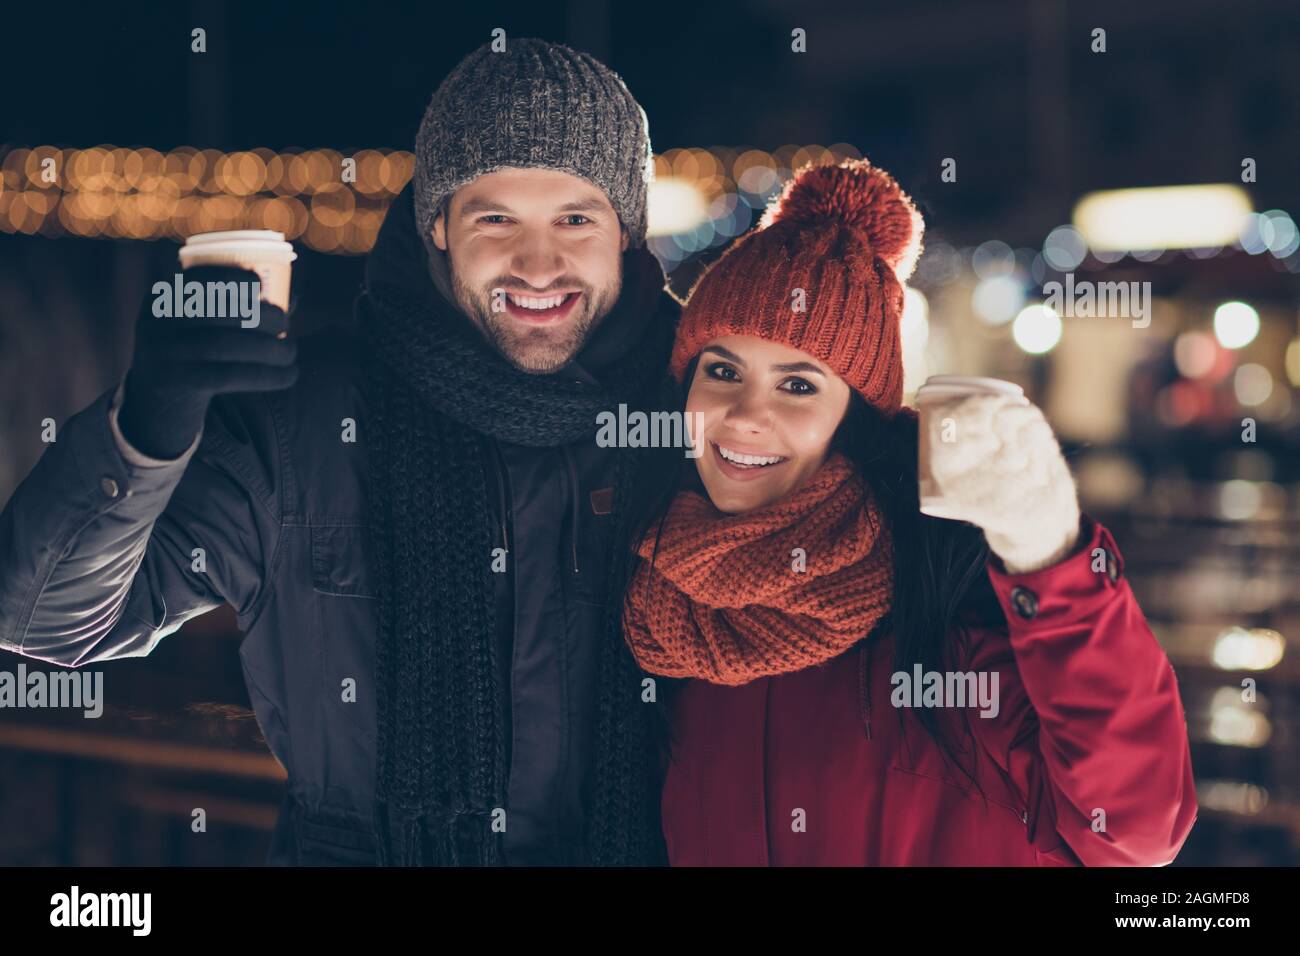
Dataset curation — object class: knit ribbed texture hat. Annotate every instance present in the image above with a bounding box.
[668,158,924,413]
[413,38,653,249]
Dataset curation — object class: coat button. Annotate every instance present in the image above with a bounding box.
[1010,586,1038,620]
[1105,549,1120,584]
[100,476,120,499]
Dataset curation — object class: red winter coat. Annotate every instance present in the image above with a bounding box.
[659,514,1198,866]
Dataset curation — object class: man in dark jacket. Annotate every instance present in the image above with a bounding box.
[0,38,680,866]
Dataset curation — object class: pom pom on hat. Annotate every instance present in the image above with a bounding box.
[758,158,924,282]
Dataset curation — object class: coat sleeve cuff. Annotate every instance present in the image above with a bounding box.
[986,513,1127,626]
[107,380,203,467]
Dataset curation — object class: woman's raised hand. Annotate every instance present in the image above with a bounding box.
[924,392,1081,574]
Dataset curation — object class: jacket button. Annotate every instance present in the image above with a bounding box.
[1010,586,1038,620]
[100,476,120,499]
[1105,549,1120,584]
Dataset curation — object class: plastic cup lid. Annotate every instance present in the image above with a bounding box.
[916,375,1025,398]
[179,240,296,262]
[183,230,288,245]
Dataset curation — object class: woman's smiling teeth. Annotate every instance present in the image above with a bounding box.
[715,443,787,468]
[509,292,571,310]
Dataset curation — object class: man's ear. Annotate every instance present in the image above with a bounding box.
[431,209,448,251]
[620,227,629,252]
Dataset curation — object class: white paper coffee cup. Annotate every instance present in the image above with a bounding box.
[178,230,297,322]
[915,375,1028,519]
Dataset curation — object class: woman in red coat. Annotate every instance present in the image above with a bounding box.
[620,159,1198,866]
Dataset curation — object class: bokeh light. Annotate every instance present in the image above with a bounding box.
[971,239,1016,279]
[1173,331,1220,379]
[1233,364,1273,406]
[1042,224,1087,271]
[1213,301,1260,349]
[1012,304,1063,354]
[972,275,1025,325]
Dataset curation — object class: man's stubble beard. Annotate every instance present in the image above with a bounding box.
[450,257,623,375]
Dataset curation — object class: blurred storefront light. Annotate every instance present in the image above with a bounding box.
[1073,452,1144,508]
[1232,363,1273,406]
[1262,209,1299,256]
[642,178,707,239]
[1217,479,1265,520]
[1285,338,1300,387]
[732,149,777,192]
[1073,184,1252,252]
[1173,330,1219,379]
[971,239,1015,279]
[1011,304,1062,354]
[913,240,961,286]
[971,275,1024,325]
[901,287,930,350]
[900,287,930,398]
[1239,212,1274,255]
[1213,300,1260,349]
[1154,381,1203,427]
[1198,780,1270,816]
[1042,224,1087,270]
[707,192,745,239]
[1208,686,1271,747]
[1090,247,1125,263]
[1212,626,1285,671]
[1242,209,1300,257]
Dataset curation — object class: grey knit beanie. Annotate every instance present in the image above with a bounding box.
[413,38,653,249]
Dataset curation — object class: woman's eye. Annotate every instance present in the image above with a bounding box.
[782,377,817,395]
[704,362,739,381]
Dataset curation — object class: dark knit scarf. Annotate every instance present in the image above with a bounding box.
[357,183,677,865]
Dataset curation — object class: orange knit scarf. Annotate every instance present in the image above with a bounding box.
[622,451,894,685]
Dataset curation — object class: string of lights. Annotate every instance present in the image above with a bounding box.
[2,141,1296,409]
[0,143,866,255]
[0,146,412,253]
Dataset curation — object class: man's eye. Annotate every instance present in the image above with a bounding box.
[783,377,817,395]
[705,362,739,381]
[479,215,511,225]
[560,214,593,226]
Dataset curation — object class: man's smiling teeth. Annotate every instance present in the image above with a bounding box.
[717,444,786,466]
[509,293,569,310]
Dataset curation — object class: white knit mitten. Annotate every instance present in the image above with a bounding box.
[924,393,1081,574]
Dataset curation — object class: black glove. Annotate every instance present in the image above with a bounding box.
[118,265,298,460]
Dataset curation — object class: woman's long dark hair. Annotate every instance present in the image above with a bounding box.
[622,355,1008,798]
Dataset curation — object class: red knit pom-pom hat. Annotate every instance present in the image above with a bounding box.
[668,157,924,414]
